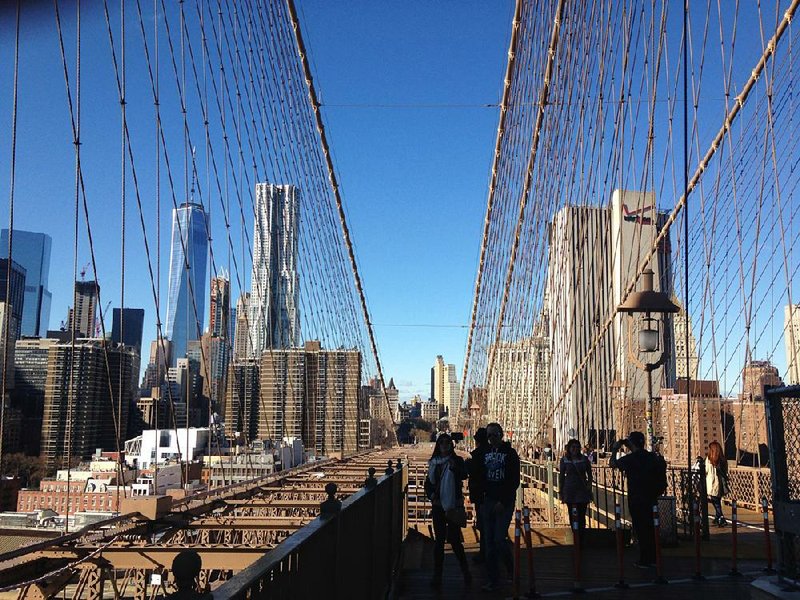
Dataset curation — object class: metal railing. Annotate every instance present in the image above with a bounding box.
[212,465,407,599]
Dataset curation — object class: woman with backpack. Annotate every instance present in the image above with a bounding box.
[558,438,593,530]
[425,433,471,587]
[705,440,730,526]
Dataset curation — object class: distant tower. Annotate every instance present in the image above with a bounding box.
[67,280,100,338]
[249,183,299,356]
[0,258,26,341]
[431,355,445,405]
[233,293,251,361]
[164,202,209,365]
[0,229,52,337]
[209,271,230,338]
[673,299,699,380]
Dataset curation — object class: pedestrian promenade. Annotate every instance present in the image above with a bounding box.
[398,520,778,598]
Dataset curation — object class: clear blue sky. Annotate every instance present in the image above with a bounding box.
[0,1,515,402]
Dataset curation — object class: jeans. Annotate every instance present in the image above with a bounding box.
[709,495,724,520]
[567,502,588,530]
[431,505,467,574]
[474,501,486,561]
[480,500,515,585]
[629,499,656,564]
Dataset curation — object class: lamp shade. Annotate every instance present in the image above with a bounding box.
[618,269,680,314]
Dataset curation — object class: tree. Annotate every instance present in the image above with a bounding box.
[1,454,47,488]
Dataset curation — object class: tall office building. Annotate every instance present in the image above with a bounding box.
[224,358,260,442]
[67,280,100,338]
[431,356,444,404]
[164,202,209,365]
[784,304,800,385]
[249,183,300,355]
[254,341,360,457]
[487,333,550,445]
[0,229,51,337]
[209,272,230,338]
[674,299,699,380]
[40,340,135,469]
[546,190,674,448]
[111,308,145,356]
[11,338,59,456]
[0,259,26,341]
[232,293,251,361]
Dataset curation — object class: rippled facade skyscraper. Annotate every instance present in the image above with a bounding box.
[165,202,209,365]
[248,183,299,355]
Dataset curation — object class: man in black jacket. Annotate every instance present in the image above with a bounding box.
[610,431,666,568]
[467,427,489,564]
[479,422,520,591]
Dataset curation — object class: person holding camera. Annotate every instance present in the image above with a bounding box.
[559,439,593,531]
[705,440,729,526]
[610,431,667,568]
[425,433,471,587]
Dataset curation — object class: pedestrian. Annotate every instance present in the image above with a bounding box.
[479,422,520,592]
[559,439,593,531]
[425,433,471,588]
[610,431,667,569]
[466,427,489,565]
[705,440,729,526]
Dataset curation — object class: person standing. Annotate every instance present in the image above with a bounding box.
[425,434,471,587]
[479,422,520,592]
[705,440,729,526]
[610,431,666,568]
[559,439,593,530]
[467,427,489,564]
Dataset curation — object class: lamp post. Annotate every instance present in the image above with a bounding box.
[618,268,679,451]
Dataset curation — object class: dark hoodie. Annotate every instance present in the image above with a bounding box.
[483,441,520,505]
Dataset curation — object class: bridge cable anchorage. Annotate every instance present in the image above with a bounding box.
[285,0,398,442]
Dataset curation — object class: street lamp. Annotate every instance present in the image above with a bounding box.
[618,268,679,450]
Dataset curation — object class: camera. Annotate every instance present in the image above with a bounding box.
[451,432,465,443]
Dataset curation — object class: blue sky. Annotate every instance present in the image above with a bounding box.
[0,1,515,402]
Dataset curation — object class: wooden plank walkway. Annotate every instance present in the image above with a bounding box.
[397,518,776,599]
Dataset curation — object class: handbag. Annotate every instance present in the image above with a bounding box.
[445,505,468,528]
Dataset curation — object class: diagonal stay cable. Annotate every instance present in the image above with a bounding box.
[284,0,398,439]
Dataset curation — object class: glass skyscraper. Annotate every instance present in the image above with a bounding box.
[0,229,52,337]
[249,183,300,356]
[165,202,209,365]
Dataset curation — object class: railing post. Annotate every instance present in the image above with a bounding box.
[546,461,555,528]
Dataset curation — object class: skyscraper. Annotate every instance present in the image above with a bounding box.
[209,271,230,338]
[784,304,800,385]
[0,258,26,341]
[674,299,699,380]
[0,229,52,337]
[546,190,674,448]
[165,202,209,365]
[249,183,299,356]
[431,355,459,421]
[67,280,100,338]
[111,308,145,356]
[232,293,251,361]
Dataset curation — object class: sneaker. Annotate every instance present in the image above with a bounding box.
[634,562,655,569]
[718,517,728,527]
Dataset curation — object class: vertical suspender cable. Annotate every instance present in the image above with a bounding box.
[118,0,127,514]
[683,0,693,495]
[65,0,82,534]
[487,0,566,392]
[461,0,522,403]
[284,0,398,441]
[1,0,21,466]
[154,0,160,494]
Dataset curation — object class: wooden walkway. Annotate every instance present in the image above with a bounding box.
[397,517,777,599]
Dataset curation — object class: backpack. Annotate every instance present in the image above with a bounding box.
[650,454,668,498]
